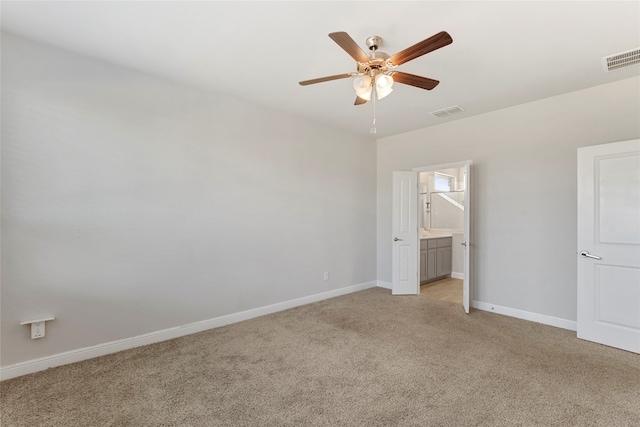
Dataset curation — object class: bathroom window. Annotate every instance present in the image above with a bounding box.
[434,173,455,192]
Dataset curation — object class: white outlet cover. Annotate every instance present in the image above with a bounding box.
[31,322,45,339]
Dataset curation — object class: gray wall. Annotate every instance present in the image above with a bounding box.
[1,34,377,367]
[377,76,640,322]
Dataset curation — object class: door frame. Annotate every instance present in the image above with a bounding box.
[413,160,473,312]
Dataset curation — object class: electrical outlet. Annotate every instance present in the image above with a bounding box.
[31,322,45,339]
[323,272,329,281]
[21,317,54,339]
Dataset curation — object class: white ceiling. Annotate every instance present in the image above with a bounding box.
[2,1,639,138]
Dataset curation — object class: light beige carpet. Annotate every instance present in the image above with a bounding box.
[2,287,639,426]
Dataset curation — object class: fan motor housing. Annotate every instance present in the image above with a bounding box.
[358,36,391,74]
[358,51,391,74]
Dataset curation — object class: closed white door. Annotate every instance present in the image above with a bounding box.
[392,171,419,295]
[577,139,640,353]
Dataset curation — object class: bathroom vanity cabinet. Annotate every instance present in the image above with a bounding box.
[420,236,452,283]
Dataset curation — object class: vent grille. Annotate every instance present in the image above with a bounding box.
[430,105,464,118]
[603,48,640,72]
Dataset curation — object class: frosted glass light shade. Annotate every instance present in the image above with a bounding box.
[353,75,371,92]
[353,75,372,100]
[375,74,394,100]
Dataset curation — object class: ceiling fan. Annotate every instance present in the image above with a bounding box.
[299,31,453,105]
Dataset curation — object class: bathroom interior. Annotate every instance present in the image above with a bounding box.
[418,167,466,304]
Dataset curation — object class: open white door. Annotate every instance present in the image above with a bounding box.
[577,139,640,354]
[392,171,419,295]
[462,162,473,313]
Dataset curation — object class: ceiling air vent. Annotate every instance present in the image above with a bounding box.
[603,48,640,72]
[430,105,464,118]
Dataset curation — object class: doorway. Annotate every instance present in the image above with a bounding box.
[417,165,467,307]
[391,160,473,313]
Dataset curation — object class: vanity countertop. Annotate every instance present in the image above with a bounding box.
[419,232,453,240]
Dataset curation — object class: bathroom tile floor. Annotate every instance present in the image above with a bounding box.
[420,277,463,304]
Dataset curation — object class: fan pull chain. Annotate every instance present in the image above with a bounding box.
[370,85,377,134]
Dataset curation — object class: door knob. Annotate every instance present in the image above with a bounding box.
[580,250,602,260]
[394,237,403,242]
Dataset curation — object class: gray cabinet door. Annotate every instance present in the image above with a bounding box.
[441,246,452,276]
[436,247,445,277]
[427,248,438,280]
[422,238,453,283]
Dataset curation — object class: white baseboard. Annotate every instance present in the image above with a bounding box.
[377,280,392,290]
[472,300,577,331]
[376,281,575,332]
[0,281,377,381]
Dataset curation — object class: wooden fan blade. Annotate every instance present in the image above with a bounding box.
[354,96,368,105]
[328,32,371,64]
[388,31,452,66]
[299,73,353,86]
[391,71,440,90]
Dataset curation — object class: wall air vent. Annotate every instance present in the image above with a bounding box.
[430,105,464,118]
[603,48,640,72]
